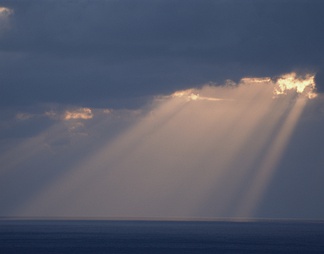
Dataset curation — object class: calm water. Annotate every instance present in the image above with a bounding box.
[0,220,324,253]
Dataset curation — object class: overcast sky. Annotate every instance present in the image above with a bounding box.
[1,0,324,108]
[0,0,324,220]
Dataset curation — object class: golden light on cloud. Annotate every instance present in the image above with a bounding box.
[240,77,272,84]
[274,72,317,99]
[240,72,317,99]
[64,108,93,120]
[172,72,317,105]
[172,89,199,100]
[171,88,223,102]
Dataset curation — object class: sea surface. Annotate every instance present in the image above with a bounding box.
[0,219,324,253]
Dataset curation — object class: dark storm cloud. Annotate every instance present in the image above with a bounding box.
[1,0,324,108]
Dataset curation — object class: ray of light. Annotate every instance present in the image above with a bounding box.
[236,96,307,217]
[193,93,291,217]
[11,72,317,219]
[18,95,191,217]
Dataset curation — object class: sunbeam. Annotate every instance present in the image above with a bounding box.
[236,96,308,217]
[7,72,318,219]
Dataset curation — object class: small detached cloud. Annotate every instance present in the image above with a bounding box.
[0,6,13,31]
[0,105,115,141]
[12,106,112,123]
[0,7,13,17]
[63,107,93,121]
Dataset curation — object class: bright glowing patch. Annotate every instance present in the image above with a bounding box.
[0,7,13,23]
[0,6,13,30]
[171,89,223,102]
[64,108,93,120]
[189,93,199,100]
[172,89,197,100]
[0,7,13,15]
[274,72,317,99]
[240,77,272,85]
[171,90,188,98]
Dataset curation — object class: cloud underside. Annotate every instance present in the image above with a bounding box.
[0,1,324,108]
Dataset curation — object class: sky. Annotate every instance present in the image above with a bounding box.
[0,0,324,220]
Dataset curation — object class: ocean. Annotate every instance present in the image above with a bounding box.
[0,219,324,253]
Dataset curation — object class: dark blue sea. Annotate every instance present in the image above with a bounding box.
[1,219,324,253]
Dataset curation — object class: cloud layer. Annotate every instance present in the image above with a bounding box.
[0,1,324,108]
